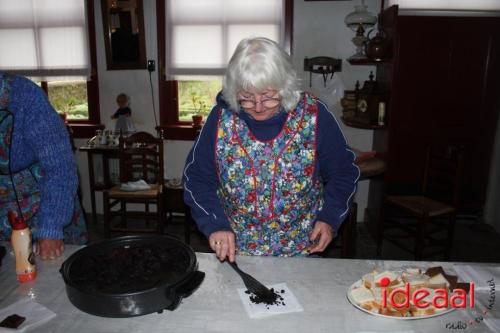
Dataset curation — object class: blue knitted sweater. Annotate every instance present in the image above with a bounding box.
[1,72,78,240]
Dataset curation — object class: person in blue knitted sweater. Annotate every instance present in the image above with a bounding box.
[183,37,359,262]
[0,72,87,260]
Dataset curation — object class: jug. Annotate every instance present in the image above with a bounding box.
[110,131,120,147]
[365,29,389,62]
[99,130,108,145]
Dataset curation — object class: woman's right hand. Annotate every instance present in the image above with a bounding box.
[208,231,236,262]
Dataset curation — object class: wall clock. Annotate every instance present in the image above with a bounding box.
[353,72,387,126]
[357,98,368,113]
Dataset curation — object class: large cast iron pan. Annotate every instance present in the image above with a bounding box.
[60,234,205,317]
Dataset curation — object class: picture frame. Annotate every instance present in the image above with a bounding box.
[101,0,147,70]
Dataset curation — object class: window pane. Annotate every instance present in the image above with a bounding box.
[169,0,223,23]
[0,29,37,68]
[0,0,89,76]
[227,24,279,58]
[226,0,282,21]
[47,80,88,120]
[39,27,89,69]
[0,0,35,26]
[167,0,284,76]
[178,79,222,122]
[172,25,223,68]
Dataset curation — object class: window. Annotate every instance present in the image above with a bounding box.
[47,80,88,120]
[0,0,101,135]
[156,0,293,140]
[33,80,88,120]
[178,78,222,122]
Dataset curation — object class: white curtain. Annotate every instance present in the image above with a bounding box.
[0,0,90,80]
[166,0,284,78]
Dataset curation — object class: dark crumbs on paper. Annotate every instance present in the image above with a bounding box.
[246,288,286,308]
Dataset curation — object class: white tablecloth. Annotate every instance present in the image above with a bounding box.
[0,244,498,333]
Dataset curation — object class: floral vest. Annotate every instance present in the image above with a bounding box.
[215,93,323,256]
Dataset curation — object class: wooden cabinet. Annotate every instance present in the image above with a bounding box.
[365,6,500,235]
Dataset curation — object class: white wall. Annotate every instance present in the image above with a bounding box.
[77,0,380,220]
[95,0,158,135]
[293,0,381,219]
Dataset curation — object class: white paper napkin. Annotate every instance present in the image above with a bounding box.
[237,282,303,319]
[120,179,151,191]
[0,298,56,332]
[453,265,499,291]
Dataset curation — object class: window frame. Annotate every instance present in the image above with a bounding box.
[39,0,103,138]
[155,0,294,140]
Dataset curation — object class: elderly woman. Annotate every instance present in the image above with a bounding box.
[183,37,359,261]
[0,72,87,259]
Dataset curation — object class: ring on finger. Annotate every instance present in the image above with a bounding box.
[214,240,223,246]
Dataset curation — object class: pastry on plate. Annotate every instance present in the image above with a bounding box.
[349,266,463,318]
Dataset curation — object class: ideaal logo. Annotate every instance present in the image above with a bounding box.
[378,276,474,309]
[446,278,496,330]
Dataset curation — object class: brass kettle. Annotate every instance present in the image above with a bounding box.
[365,29,389,61]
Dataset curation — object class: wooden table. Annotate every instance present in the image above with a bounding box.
[1,244,498,333]
[357,156,386,180]
[79,145,119,225]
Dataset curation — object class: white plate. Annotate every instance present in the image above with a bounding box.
[346,279,455,320]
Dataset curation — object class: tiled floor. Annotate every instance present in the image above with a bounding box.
[87,214,500,263]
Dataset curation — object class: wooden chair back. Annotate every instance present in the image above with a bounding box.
[118,132,164,186]
[422,143,465,207]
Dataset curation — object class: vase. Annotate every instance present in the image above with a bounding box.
[192,115,203,129]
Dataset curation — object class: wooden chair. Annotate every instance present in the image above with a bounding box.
[377,143,465,260]
[103,132,165,238]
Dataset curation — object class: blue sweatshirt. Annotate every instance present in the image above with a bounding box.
[183,93,359,238]
[1,72,78,240]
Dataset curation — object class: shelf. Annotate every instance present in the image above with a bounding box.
[357,156,387,180]
[347,58,391,66]
[341,116,385,129]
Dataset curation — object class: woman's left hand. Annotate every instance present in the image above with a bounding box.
[35,239,64,260]
[308,221,333,254]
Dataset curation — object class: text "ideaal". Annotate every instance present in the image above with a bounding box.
[380,280,475,309]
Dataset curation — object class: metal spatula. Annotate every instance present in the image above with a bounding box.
[228,261,276,302]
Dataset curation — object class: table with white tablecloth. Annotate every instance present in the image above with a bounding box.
[0,244,498,333]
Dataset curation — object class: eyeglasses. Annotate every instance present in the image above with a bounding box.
[238,96,281,110]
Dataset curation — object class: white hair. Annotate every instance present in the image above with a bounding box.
[222,37,301,113]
